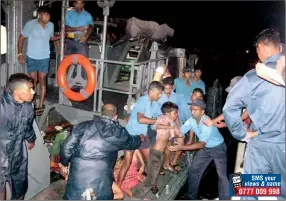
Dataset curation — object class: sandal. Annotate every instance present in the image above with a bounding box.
[35,106,45,116]
[151,184,158,194]
[163,165,175,173]
[159,167,165,175]
[170,163,181,173]
[35,104,46,110]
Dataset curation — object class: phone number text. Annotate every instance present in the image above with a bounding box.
[234,187,281,196]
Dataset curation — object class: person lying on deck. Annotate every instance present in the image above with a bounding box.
[112,182,124,200]
[134,102,184,198]
[114,151,145,198]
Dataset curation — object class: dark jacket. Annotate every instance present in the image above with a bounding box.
[0,88,36,199]
[60,115,141,200]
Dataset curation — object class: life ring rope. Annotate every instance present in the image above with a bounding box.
[57,54,96,102]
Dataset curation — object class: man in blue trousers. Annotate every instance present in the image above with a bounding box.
[223,29,285,200]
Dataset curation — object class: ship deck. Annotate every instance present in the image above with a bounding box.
[32,85,193,200]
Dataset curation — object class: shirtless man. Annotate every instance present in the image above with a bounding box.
[136,102,183,198]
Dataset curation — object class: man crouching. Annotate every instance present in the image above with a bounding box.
[60,104,144,200]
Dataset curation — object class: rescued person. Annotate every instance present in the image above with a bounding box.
[114,150,145,198]
[60,104,144,200]
[117,81,164,188]
[157,77,186,173]
[223,29,285,200]
[169,99,230,200]
[135,102,184,198]
[0,73,36,200]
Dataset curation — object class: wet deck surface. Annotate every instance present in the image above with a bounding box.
[128,153,191,200]
[33,154,191,200]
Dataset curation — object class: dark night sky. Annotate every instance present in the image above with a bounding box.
[2,1,285,49]
[1,0,285,86]
[84,1,285,49]
[44,1,285,50]
[75,1,285,86]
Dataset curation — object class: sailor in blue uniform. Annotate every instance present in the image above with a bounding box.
[223,29,285,200]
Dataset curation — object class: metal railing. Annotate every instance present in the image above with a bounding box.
[55,0,169,114]
[76,57,168,113]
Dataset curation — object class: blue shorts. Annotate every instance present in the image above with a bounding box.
[26,56,50,74]
[138,135,151,150]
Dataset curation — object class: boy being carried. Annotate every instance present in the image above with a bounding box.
[157,77,186,173]
[134,102,184,198]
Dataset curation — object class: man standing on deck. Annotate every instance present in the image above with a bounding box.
[191,67,206,95]
[65,0,94,80]
[223,29,285,200]
[60,104,144,200]
[117,81,164,188]
[18,6,61,110]
[169,99,230,200]
[0,73,36,200]
[174,66,194,104]
[65,0,93,57]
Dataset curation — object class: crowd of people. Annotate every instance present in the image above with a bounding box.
[0,0,285,200]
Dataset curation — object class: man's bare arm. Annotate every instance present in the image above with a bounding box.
[50,35,61,41]
[85,25,93,38]
[212,114,224,124]
[17,35,26,55]
[188,131,194,144]
[137,113,156,125]
[65,25,79,32]
[156,124,175,129]
[205,110,249,128]
[169,141,206,151]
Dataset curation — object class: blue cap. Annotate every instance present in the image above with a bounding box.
[182,66,194,73]
[190,99,206,110]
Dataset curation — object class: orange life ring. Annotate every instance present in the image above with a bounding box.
[57,54,96,102]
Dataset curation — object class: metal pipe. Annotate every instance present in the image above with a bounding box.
[98,87,138,95]
[89,57,168,66]
[127,65,135,113]
[97,4,109,113]
[59,0,66,63]
[58,0,67,102]
[93,63,99,112]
